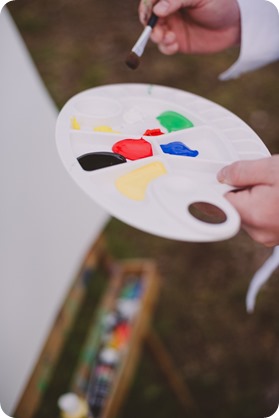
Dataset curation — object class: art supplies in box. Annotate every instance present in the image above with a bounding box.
[69,271,147,418]
[86,274,144,418]
[56,83,270,242]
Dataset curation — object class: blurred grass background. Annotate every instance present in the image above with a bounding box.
[7,0,279,417]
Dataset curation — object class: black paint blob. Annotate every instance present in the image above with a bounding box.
[77,152,127,171]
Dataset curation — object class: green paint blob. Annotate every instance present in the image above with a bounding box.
[156,111,194,132]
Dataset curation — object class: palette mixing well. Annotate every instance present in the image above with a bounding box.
[56,83,270,242]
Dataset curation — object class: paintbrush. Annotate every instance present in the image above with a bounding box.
[126,13,158,69]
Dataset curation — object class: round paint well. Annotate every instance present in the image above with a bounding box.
[188,202,227,224]
[75,97,122,119]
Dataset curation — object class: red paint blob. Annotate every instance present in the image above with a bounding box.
[112,138,153,160]
[143,128,164,136]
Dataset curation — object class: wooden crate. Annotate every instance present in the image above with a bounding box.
[14,239,160,418]
[71,258,160,418]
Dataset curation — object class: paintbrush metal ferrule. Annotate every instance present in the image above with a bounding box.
[131,25,152,57]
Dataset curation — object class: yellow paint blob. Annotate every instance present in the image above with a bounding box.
[115,162,167,201]
[94,125,120,133]
[71,117,80,130]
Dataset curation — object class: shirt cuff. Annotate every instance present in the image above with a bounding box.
[219,0,279,80]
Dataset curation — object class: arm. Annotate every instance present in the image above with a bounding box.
[220,0,279,80]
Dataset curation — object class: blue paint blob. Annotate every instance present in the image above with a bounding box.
[160,141,199,157]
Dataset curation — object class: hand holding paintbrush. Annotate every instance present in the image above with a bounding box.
[135,0,241,57]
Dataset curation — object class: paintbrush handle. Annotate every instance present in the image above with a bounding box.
[147,13,158,28]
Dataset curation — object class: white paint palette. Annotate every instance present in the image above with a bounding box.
[56,83,270,242]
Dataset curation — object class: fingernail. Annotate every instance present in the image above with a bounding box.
[154,0,170,14]
[164,31,176,43]
[217,167,227,183]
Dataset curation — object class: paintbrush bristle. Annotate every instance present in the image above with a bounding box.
[125,51,140,70]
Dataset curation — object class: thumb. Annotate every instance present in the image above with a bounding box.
[217,158,272,187]
[153,0,196,16]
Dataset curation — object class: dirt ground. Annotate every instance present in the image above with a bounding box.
[7,1,279,417]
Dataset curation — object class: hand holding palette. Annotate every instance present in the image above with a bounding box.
[56,83,270,242]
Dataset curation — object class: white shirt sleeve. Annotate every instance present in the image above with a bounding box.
[219,0,279,80]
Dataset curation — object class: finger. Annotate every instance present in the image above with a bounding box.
[150,22,176,41]
[225,189,256,226]
[158,39,179,54]
[217,157,273,188]
[242,224,278,247]
[139,0,157,24]
[158,42,179,55]
[152,27,177,44]
[150,24,167,43]
[161,30,177,45]
[151,26,179,54]
[224,190,274,245]
[153,0,197,17]
[225,186,274,229]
